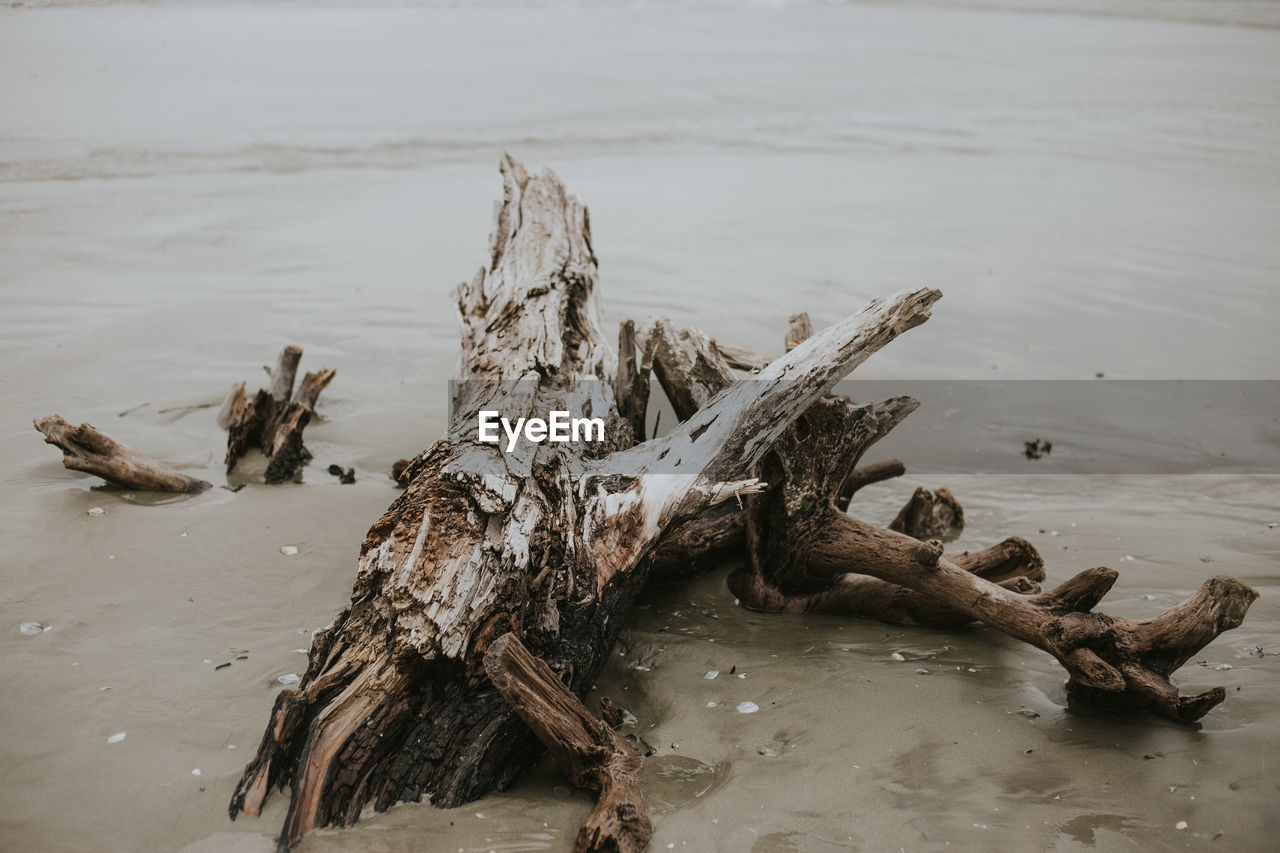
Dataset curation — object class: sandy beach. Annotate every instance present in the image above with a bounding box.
[2,1,1279,851]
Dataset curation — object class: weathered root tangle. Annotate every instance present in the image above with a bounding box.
[804,512,1257,721]
[230,157,1258,851]
[724,371,1255,721]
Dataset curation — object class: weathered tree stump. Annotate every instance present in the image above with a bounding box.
[220,346,335,484]
[889,485,964,540]
[231,157,1258,849]
[34,415,211,493]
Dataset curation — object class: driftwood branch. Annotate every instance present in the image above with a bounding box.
[640,303,1256,716]
[806,513,1256,720]
[485,633,651,853]
[34,415,211,493]
[613,319,651,443]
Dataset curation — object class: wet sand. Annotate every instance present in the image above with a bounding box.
[2,2,1279,851]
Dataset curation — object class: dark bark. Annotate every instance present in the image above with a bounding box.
[221,346,335,484]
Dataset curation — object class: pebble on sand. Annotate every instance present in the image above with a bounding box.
[736,701,760,714]
[19,622,48,636]
[703,670,719,679]
[890,652,906,661]
[107,732,126,744]
[280,545,299,556]
[87,507,106,516]
[278,673,301,686]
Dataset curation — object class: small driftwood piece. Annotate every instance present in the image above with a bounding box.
[220,346,335,484]
[34,415,211,493]
[888,485,964,540]
[485,633,651,853]
[784,312,814,351]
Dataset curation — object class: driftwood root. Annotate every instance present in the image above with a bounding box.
[485,633,652,853]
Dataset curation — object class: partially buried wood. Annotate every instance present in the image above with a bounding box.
[731,386,1256,718]
[485,633,651,853]
[229,156,941,848]
[34,415,211,493]
[230,157,1258,851]
[641,307,1257,692]
[221,346,335,484]
[888,485,964,540]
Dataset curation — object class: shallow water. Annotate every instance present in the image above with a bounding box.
[2,1,1279,851]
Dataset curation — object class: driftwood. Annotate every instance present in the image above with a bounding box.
[220,346,335,484]
[231,158,1258,850]
[485,633,651,853]
[888,485,964,539]
[34,415,211,493]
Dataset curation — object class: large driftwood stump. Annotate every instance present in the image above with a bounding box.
[220,346,335,484]
[34,415,211,493]
[231,157,1257,849]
